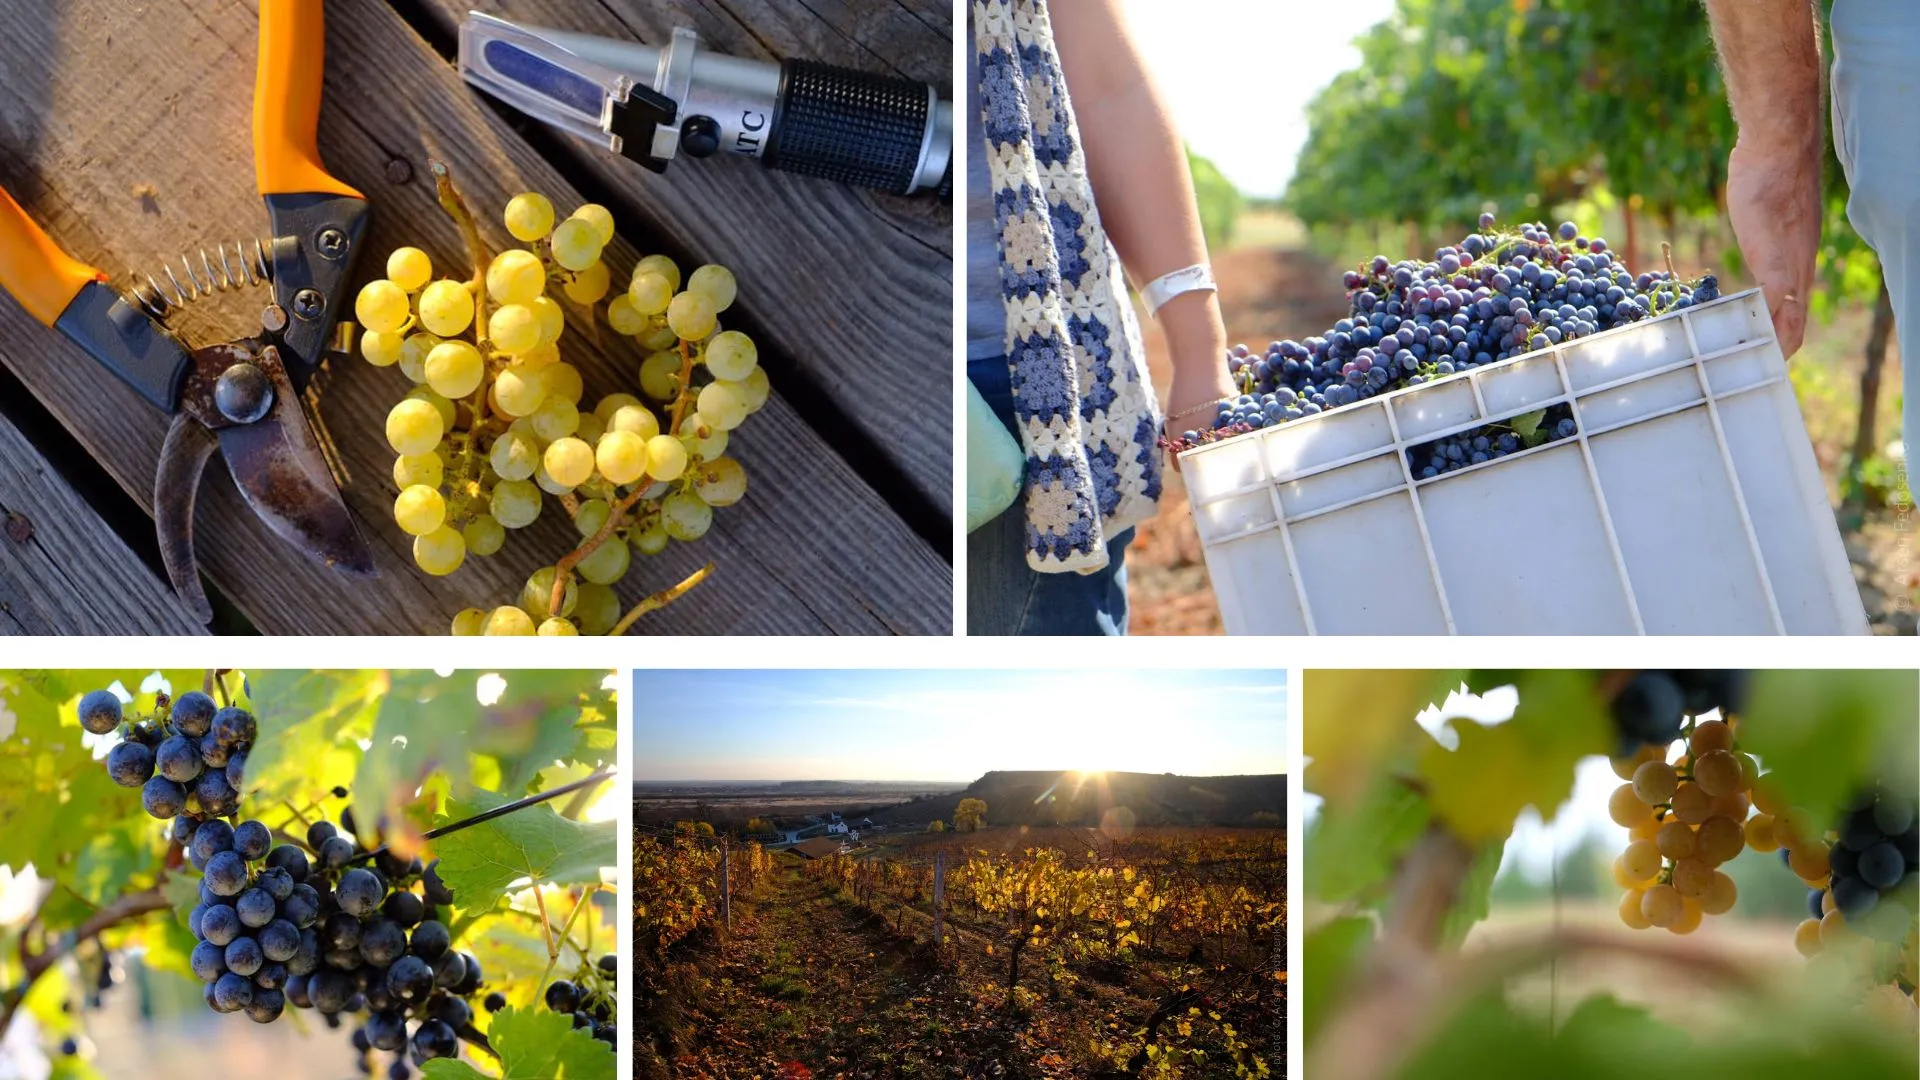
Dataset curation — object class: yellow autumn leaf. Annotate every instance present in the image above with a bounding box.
[1304,669,1463,810]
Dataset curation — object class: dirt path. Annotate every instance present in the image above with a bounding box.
[678,865,1052,1079]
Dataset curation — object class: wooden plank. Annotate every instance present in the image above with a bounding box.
[0,0,950,635]
[0,411,209,636]
[412,0,954,513]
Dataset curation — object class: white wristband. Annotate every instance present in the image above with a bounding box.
[1140,263,1216,318]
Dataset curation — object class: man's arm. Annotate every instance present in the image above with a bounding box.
[1051,0,1234,427]
[1702,0,1825,357]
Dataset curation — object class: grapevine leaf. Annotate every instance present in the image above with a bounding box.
[1302,916,1372,1047]
[1305,778,1429,904]
[1508,408,1546,441]
[161,871,203,929]
[1437,839,1504,946]
[430,787,616,911]
[245,670,384,807]
[1304,670,1462,810]
[1739,670,1918,820]
[1419,670,1608,842]
[423,1005,612,1079]
[1553,994,1688,1060]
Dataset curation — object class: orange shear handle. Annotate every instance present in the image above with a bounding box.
[254,0,363,199]
[0,185,107,327]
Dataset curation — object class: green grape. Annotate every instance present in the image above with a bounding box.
[594,431,648,486]
[425,340,485,399]
[609,403,660,441]
[397,333,440,383]
[737,367,771,412]
[645,434,688,482]
[393,452,443,490]
[535,461,574,496]
[487,249,546,305]
[356,279,411,334]
[696,381,749,431]
[573,498,612,538]
[628,271,673,316]
[488,429,542,482]
[490,479,543,529]
[361,328,405,368]
[562,260,611,304]
[633,254,681,292]
[544,362,585,404]
[640,323,680,351]
[514,341,560,371]
[537,618,578,637]
[418,279,475,337]
[575,412,606,446]
[691,456,747,507]
[639,350,682,400]
[519,567,578,619]
[662,491,713,541]
[412,525,466,576]
[607,294,647,336]
[573,582,619,635]
[666,291,717,341]
[393,485,447,537]
[704,330,757,381]
[489,303,542,354]
[385,399,444,456]
[483,606,536,636]
[577,536,630,585]
[594,393,643,424]
[543,437,594,489]
[530,296,566,345]
[504,192,556,241]
[631,515,669,555]
[451,607,487,635]
[406,386,457,430]
[551,219,604,272]
[463,514,506,557]
[687,264,737,312]
[571,204,615,244]
[531,396,581,442]
[679,414,729,461]
[387,247,433,292]
[494,364,547,417]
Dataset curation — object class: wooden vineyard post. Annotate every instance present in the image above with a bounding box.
[722,837,731,930]
[934,852,945,946]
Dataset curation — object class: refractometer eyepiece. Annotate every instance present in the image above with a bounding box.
[458,13,951,199]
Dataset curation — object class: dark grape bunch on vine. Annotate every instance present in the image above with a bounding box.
[1800,783,1919,940]
[87,686,493,1074]
[1164,214,1720,452]
[515,953,619,1047]
[1607,670,1750,754]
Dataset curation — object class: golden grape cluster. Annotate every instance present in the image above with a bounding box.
[356,180,762,635]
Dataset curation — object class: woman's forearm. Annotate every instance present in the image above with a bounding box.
[1052,0,1232,414]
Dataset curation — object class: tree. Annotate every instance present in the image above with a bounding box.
[927,819,948,834]
[955,798,987,833]
[745,817,774,835]
[1249,810,1282,828]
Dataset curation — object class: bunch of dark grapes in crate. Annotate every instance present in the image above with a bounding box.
[87,686,490,1072]
[1168,215,1719,452]
[1406,403,1579,479]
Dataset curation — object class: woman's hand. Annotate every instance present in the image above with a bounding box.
[1165,360,1235,434]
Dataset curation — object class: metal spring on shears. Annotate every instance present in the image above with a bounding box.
[133,238,273,320]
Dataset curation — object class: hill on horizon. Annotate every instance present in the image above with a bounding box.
[867,769,1285,829]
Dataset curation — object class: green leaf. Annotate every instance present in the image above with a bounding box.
[1304,670,1463,810]
[430,788,616,912]
[1302,916,1372,1047]
[1509,409,1546,442]
[423,1006,612,1079]
[1306,779,1430,904]
[1437,840,1504,946]
[245,670,384,807]
[1419,671,1609,842]
[1740,670,1918,820]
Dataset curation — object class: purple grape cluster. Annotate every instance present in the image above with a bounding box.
[1183,214,1719,445]
[1407,403,1579,479]
[1804,785,1919,940]
[91,688,251,820]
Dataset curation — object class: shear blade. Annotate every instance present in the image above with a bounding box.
[213,349,376,578]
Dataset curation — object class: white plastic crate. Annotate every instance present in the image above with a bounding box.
[1180,289,1868,635]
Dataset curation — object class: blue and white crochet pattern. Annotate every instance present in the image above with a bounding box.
[974,0,1164,574]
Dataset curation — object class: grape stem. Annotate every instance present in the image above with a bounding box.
[609,562,715,636]
[0,886,171,1037]
[548,338,702,623]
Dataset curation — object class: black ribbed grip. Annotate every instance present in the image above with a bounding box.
[766,59,930,194]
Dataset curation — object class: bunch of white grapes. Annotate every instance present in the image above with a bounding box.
[354,191,763,635]
[1607,715,1773,935]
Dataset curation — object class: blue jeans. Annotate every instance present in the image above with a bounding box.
[1833,0,1917,495]
[966,356,1133,635]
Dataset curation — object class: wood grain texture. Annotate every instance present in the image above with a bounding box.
[413,0,955,511]
[0,0,950,635]
[0,412,208,636]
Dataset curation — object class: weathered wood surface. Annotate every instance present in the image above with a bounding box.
[0,0,951,635]
[0,411,209,636]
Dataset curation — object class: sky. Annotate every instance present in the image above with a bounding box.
[1119,0,1397,196]
[631,669,1288,782]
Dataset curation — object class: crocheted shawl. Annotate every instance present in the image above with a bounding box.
[973,0,1164,574]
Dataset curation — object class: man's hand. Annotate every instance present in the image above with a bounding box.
[1726,134,1823,357]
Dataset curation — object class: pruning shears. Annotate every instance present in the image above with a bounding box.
[0,0,374,623]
